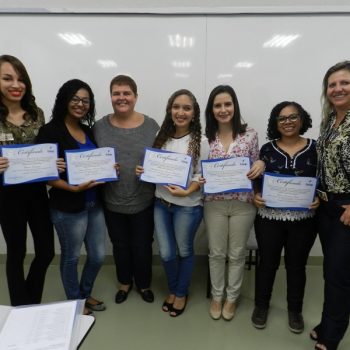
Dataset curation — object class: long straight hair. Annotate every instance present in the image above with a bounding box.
[205,85,246,143]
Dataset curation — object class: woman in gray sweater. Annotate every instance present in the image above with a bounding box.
[94,75,159,304]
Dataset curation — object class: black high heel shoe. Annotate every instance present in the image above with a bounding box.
[169,296,187,317]
[162,300,173,312]
[310,324,321,341]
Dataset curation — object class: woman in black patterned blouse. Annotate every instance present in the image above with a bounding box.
[251,101,319,334]
[312,61,350,350]
[0,55,54,306]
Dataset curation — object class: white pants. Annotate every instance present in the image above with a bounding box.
[204,199,256,302]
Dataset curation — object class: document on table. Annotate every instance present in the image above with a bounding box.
[262,172,317,210]
[1,143,59,185]
[65,147,117,185]
[140,148,192,189]
[201,157,253,194]
[0,300,78,350]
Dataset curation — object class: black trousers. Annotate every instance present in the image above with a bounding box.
[317,200,350,350]
[0,184,54,306]
[254,215,317,312]
[104,204,154,290]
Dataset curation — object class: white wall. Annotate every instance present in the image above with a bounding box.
[1,0,350,14]
[0,11,349,256]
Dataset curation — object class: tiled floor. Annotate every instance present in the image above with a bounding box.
[0,261,349,350]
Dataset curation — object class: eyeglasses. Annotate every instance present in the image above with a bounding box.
[276,114,300,124]
[71,96,90,106]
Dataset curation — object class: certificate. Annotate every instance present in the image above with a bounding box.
[201,157,253,194]
[140,148,192,189]
[1,143,59,185]
[262,172,317,210]
[65,147,117,185]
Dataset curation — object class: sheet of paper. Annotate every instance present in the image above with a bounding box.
[262,172,317,210]
[201,157,252,194]
[65,147,117,185]
[2,143,59,185]
[0,301,77,350]
[140,148,192,189]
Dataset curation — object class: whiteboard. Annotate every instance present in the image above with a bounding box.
[0,13,349,255]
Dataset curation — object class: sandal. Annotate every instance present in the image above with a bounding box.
[162,300,173,312]
[162,295,175,312]
[310,325,321,341]
[169,296,187,317]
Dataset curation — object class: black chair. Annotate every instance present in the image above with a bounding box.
[206,226,259,298]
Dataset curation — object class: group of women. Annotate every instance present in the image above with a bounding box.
[0,53,349,349]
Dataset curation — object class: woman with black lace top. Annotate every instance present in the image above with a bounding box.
[251,101,319,334]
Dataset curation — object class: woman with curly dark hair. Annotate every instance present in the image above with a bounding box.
[251,101,318,333]
[203,85,263,321]
[0,54,54,306]
[137,89,209,317]
[36,79,106,314]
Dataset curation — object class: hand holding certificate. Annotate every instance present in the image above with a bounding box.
[140,148,192,189]
[65,147,117,185]
[262,172,317,210]
[201,157,253,194]
[1,143,59,185]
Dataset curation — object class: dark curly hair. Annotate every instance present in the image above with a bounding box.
[51,79,95,127]
[0,54,39,122]
[153,89,202,167]
[266,101,312,140]
[205,85,247,143]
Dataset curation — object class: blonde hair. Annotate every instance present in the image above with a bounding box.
[320,61,350,131]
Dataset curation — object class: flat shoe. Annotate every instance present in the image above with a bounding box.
[85,299,106,312]
[139,289,154,303]
[83,307,94,316]
[115,283,133,304]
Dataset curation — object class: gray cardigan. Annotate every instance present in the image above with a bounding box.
[93,114,159,214]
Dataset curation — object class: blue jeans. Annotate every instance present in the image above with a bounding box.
[51,203,106,300]
[154,198,203,297]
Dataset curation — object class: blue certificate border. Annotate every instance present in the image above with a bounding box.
[262,172,318,211]
[65,148,118,185]
[140,147,192,189]
[201,157,253,194]
[1,143,59,186]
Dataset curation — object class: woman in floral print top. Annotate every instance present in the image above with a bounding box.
[202,85,264,321]
[313,61,350,350]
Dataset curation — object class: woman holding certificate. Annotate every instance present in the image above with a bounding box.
[36,79,106,314]
[0,55,54,306]
[312,61,350,350]
[137,89,209,316]
[251,101,318,333]
[203,85,262,321]
[94,75,159,304]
